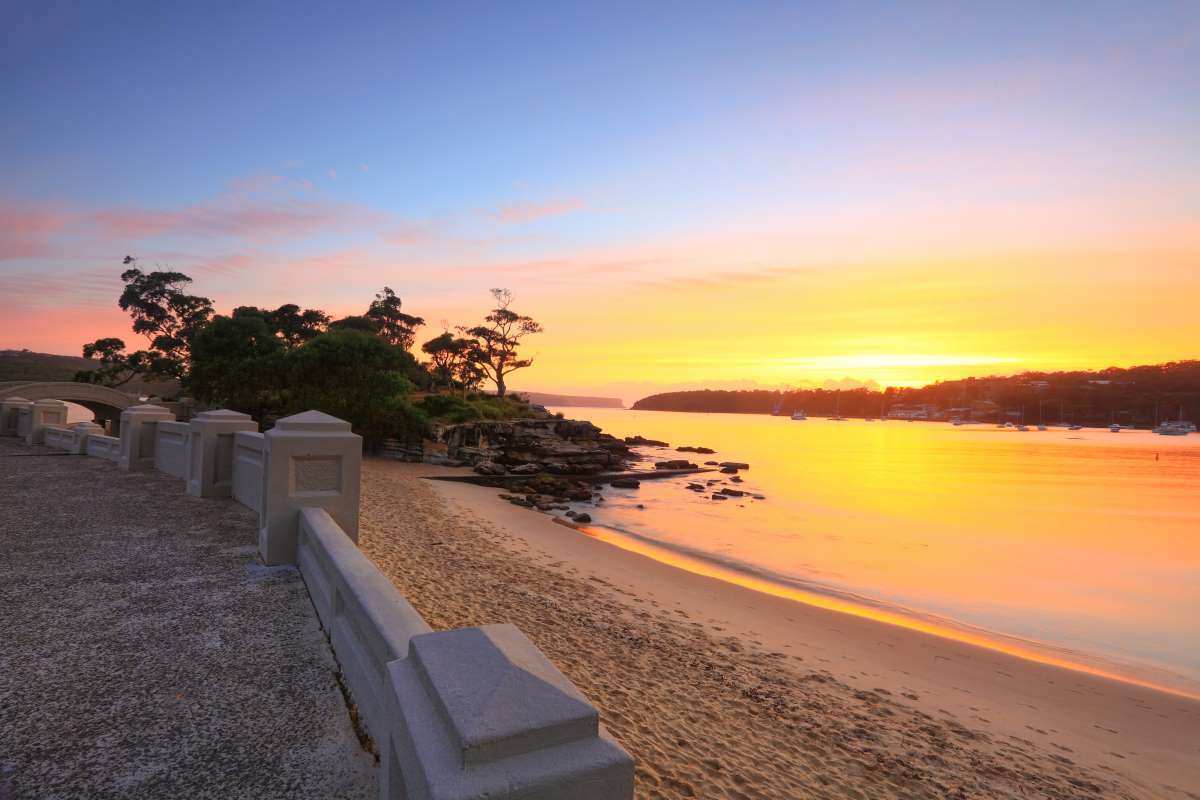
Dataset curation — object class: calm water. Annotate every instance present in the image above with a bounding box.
[551,408,1200,696]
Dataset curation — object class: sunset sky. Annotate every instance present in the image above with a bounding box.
[2,1,1197,402]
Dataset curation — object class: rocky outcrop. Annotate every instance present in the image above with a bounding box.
[655,459,698,470]
[677,445,715,454]
[434,418,632,475]
[624,435,669,447]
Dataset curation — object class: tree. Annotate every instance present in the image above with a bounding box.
[75,338,151,387]
[285,329,425,442]
[365,287,425,350]
[328,314,380,334]
[459,288,543,397]
[187,314,287,418]
[421,332,477,392]
[233,304,329,349]
[116,256,214,376]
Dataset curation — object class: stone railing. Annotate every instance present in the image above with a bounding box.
[4,401,634,799]
[0,397,31,437]
[42,422,104,455]
[231,431,265,513]
[154,420,192,480]
[297,507,433,738]
[2,398,70,445]
[86,433,122,462]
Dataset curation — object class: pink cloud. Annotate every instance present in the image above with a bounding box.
[84,175,387,243]
[190,252,260,276]
[0,267,124,311]
[492,197,585,225]
[383,220,443,246]
[0,201,69,260]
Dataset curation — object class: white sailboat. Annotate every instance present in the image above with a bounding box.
[1154,405,1195,436]
[828,392,846,421]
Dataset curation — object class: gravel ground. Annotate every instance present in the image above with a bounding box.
[0,437,376,800]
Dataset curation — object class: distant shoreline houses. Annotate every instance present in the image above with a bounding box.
[631,360,1200,428]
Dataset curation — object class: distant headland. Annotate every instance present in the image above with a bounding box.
[631,361,1200,428]
[519,391,624,409]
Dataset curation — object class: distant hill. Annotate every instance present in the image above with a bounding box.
[0,349,96,382]
[519,391,624,409]
[0,350,180,397]
[631,361,1200,428]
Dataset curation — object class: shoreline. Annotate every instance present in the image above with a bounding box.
[563,515,1200,702]
[360,459,1200,798]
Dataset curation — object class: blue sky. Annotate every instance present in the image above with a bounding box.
[2,1,1197,398]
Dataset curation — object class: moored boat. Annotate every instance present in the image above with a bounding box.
[1153,406,1195,436]
[1154,420,1195,436]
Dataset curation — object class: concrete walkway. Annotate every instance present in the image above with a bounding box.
[0,438,376,799]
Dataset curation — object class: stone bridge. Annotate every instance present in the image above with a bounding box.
[0,381,140,428]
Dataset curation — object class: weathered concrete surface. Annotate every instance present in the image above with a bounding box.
[0,437,376,799]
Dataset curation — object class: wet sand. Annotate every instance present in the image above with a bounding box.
[359,459,1200,800]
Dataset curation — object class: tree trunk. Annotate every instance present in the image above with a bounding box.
[496,373,506,397]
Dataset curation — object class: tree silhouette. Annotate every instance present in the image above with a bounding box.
[365,286,425,349]
[78,256,213,384]
[459,288,543,397]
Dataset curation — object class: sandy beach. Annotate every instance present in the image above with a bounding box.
[358,459,1200,800]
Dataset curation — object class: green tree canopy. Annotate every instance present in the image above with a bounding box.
[116,256,213,377]
[421,331,478,392]
[328,314,380,334]
[76,338,150,387]
[188,313,286,418]
[365,286,425,350]
[285,329,425,442]
[233,304,329,349]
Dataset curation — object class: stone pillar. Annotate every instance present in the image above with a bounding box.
[259,410,362,566]
[118,404,175,472]
[0,397,32,437]
[383,624,635,799]
[25,399,68,445]
[69,421,104,455]
[186,409,259,498]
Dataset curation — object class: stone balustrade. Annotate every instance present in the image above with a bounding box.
[1,402,634,799]
[86,433,122,462]
[42,421,105,455]
[0,397,32,437]
[25,399,68,445]
[297,507,433,740]
[231,431,265,513]
[154,420,192,480]
[186,410,258,498]
[118,404,176,471]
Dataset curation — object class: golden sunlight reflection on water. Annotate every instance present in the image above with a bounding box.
[552,408,1200,696]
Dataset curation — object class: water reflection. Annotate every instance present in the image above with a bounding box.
[554,408,1200,696]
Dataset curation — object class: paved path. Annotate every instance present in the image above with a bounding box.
[0,438,376,799]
